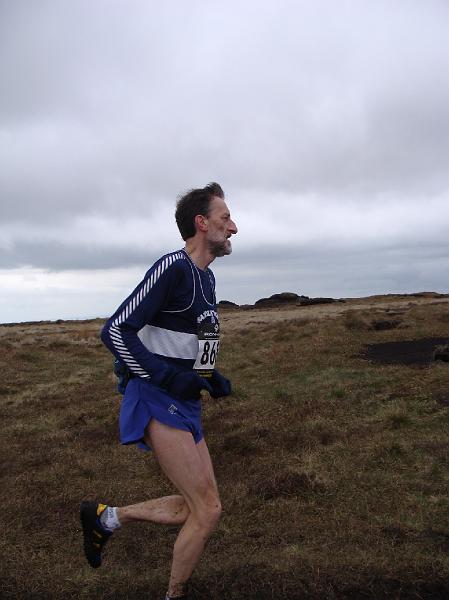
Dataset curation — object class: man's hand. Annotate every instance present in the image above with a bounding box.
[113,358,131,395]
[210,369,232,399]
[164,370,212,401]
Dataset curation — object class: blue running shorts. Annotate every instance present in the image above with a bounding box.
[119,377,204,451]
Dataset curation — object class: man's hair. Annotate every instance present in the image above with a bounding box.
[175,182,224,241]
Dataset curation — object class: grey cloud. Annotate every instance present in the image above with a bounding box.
[1,1,449,322]
[214,240,449,304]
[0,239,152,271]
[2,1,448,218]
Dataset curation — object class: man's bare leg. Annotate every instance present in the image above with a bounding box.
[145,420,222,598]
[117,495,189,525]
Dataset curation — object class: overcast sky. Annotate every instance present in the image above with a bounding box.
[1,0,448,323]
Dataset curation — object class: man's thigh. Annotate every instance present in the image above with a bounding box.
[195,438,219,495]
[145,419,219,510]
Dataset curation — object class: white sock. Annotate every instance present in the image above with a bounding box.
[100,506,121,531]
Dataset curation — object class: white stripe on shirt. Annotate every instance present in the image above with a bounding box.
[138,324,198,360]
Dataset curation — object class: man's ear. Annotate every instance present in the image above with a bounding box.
[194,214,208,233]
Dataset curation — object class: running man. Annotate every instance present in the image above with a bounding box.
[80,183,237,600]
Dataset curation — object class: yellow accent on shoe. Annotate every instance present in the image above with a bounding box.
[97,503,107,516]
[93,530,102,539]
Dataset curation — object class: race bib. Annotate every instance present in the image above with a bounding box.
[193,322,220,377]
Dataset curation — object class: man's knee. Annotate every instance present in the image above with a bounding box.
[204,496,222,525]
[191,488,222,530]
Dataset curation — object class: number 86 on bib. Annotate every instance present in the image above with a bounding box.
[193,323,220,377]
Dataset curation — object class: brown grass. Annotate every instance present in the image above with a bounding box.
[1,297,449,599]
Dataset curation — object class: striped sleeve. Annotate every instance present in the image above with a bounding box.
[100,252,185,380]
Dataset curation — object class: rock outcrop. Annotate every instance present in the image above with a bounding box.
[254,292,307,307]
[217,300,239,309]
[297,297,341,306]
[219,292,342,309]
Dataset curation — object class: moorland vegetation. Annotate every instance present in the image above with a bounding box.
[1,295,448,599]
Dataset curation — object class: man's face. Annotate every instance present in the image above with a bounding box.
[205,196,238,257]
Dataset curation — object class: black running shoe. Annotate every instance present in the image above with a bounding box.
[80,501,113,568]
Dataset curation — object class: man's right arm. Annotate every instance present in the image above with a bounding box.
[101,254,180,386]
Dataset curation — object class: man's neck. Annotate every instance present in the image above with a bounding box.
[184,239,214,271]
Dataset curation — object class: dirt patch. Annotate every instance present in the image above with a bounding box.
[361,337,449,366]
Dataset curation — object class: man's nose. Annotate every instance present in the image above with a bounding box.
[229,219,238,234]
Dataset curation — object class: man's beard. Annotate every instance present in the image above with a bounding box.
[208,239,232,257]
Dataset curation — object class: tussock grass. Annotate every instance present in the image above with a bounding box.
[1,300,448,598]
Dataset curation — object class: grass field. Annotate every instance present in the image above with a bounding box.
[1,296,448,599]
